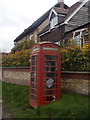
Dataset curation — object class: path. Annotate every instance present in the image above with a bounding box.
[0,99,12,119]
[0,99,2,120]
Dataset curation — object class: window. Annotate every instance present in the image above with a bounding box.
[72,28,88,48]
[74,35,80,45]
[55,41,60,46]
[50,16,58,29]
[44,61,56,66]
[44,67,57,72]
[44,55,57,60]
[32,56,37,60]
[31,95,37,100]
[30,34,33,40]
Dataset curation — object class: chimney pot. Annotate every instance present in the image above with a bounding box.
[58,0,64,9]
[58,0,64,2]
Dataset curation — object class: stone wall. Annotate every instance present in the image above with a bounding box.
[61,79,89,95]
[2,67,30,85]
[61,71,90,95]
[2,67,90,95]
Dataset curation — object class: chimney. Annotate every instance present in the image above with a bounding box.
[58,0,64,9]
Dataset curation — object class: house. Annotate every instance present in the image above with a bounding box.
[39,0,90,48]
[14,2,68,44]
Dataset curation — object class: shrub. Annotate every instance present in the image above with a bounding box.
[2,42,90,71]
[11,38,35,52]
[61,43,90,71]
[2,49,32,67]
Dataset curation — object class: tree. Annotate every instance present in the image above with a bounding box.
[11,37,35,52]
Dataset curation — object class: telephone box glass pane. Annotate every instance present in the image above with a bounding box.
[31,72,36,77]
[31,95,37,100]
[31,78,36,82]
[32,67,36,71]
[45,84,57,89]
[45,61,56,66]
[32,56,37,60]
[44,67,57,71]
[31,89,37,94]
[32,61,37,66]
[44,55,57,60]
[45,78,57,83]
[45,73,57,77]
[44,96,56,101]
[44,90,56,95]
[31,83,36,88]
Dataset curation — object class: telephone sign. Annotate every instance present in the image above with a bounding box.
[29,42,61,108]
[46,78,54,88]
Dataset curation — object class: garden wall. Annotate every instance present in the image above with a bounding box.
[2,67,90,95]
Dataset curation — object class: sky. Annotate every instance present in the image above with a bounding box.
[0,0,80,53]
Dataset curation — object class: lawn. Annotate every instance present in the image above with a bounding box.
[2,82,90,119]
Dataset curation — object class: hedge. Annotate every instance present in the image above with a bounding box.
[2,43,90,71]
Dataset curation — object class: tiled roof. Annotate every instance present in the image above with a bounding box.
[53,7,69,15]
[39,24,50,36]
[64,2,82,21]
[14,2,68,42]
[39,1,84,35]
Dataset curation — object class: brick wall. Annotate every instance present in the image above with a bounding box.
[40,26,65,43]
[2,67,90,95]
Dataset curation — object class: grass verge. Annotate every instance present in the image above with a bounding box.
[0,81,2,98]
[2,82,90,118]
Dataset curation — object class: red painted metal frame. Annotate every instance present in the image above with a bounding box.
[29,42,61,108]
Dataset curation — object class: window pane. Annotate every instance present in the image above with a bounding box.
[44,67,57,71]
[31,72,36,77]
[32,56,37,60]
[45,84,57,89]
[31,95,37,100]
[45,61,56,66]
[31,83,36,88]
[54,16,58,25]
[44,90,56,95]
[45,78,57,83]
[31,78,36,82]
[31,89,37,94]
[50,19,54,29]
[32,61,37,66]
[32,67,36,71]
[44,55,57,60]
[44,96,56,101]
[45,73,57,77]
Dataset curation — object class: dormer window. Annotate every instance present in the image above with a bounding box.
[50,16,58,29]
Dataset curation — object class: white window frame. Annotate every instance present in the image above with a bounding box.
[72,28,88,48]
[50,16,58,29]
[30,34,33,40]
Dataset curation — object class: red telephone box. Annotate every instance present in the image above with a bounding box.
[29,42,61,108]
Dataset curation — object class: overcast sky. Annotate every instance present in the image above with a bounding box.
[0,0,80,53]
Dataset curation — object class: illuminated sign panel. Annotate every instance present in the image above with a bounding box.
[33,48,39,51]
[43,47,58,51]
